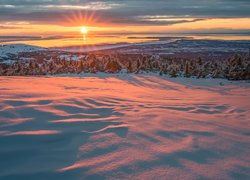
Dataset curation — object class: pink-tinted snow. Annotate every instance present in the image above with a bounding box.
[0,74,249,179]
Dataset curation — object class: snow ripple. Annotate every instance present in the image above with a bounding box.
[0,75,249,179]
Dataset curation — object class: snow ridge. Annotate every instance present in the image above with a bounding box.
[0,44,46,58]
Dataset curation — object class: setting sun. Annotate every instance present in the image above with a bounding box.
[80,27,88,34]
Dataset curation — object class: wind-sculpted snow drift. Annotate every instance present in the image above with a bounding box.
[0,74,250,179]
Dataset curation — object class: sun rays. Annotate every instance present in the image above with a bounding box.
[62,9,101,43]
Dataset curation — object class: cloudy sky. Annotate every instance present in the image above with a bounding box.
[0,0,250,35]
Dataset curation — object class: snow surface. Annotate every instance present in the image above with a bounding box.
[0,44,46,58]
[58,39,250,54]
[58,39,181,53]
[0,74,249,179]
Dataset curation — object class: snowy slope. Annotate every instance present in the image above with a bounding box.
[0,74,249,179]
[0,44,46,58]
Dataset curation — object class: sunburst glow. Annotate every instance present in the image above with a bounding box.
[80,27,88,34]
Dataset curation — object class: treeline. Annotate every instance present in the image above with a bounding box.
[0,53,250,80]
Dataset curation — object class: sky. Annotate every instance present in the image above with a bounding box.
[0,0,250,36]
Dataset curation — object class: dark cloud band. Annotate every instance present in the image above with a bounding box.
[0,0,249,26]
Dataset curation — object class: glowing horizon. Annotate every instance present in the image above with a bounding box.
[1,18,250,37]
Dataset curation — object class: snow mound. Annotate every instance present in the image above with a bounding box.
[0,44,46,57]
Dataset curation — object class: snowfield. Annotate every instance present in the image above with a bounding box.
[0,74,249,179]
[0,44,46,57]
